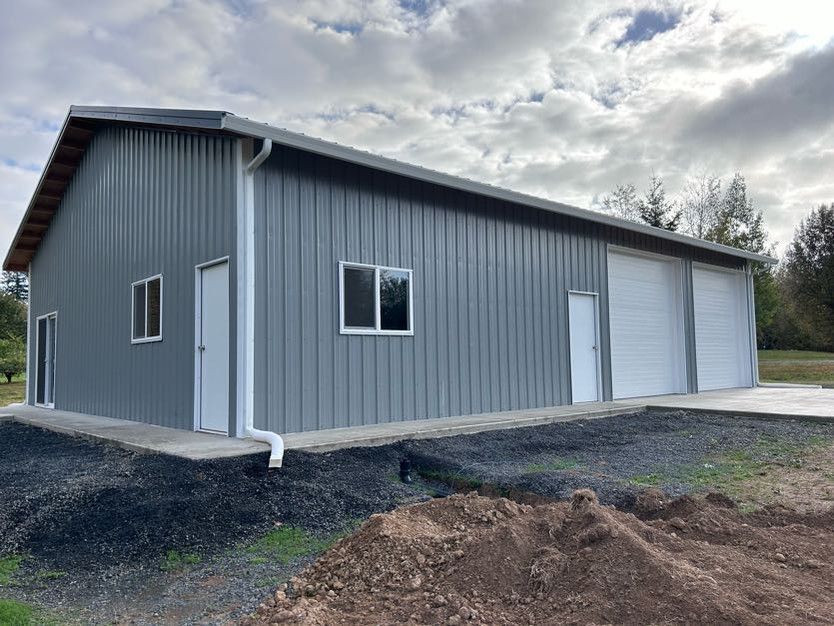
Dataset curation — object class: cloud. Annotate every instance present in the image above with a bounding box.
[1,0,833,260]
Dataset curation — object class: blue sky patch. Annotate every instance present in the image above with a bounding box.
[3,158,41,172]
[616,8,681,47]
[311,19,363,36]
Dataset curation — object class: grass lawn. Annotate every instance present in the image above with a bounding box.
[758,349,834,388]
[0,375,25,407]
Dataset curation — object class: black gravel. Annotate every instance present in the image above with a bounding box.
[400,410,834,507]
[0,422,414,573]
[1,411,832,623]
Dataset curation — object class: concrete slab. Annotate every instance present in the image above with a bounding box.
[4,387,834,460]
[3,404,268,459]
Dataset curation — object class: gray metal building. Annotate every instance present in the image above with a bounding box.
[5,106,775,442]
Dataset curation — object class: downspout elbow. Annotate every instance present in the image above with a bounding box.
[248,426,284,468]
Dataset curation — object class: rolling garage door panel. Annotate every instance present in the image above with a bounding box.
[693,266,752,391]
[609,251,685,399]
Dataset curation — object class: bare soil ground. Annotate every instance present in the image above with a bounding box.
[247,489,834,625]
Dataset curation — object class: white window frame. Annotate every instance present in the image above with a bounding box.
[339,261,414,336]
[131,274,164,344]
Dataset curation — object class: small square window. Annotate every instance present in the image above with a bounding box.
[339,262,413,335]
[132,275,163,343]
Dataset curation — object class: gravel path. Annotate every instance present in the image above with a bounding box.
[1,411,832,624]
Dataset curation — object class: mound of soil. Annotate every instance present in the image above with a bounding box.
[246,490,834,625]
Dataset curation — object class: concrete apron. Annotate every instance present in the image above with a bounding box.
[3,386,834,460]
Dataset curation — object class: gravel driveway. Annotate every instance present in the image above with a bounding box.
[1,411,832,624]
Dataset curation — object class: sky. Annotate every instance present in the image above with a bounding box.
[1,0,833,260]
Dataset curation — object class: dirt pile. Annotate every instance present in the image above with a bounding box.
[245,490,834,625]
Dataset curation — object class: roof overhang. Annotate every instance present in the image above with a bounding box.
[3,105,778,271]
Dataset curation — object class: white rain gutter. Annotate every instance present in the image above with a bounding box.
[241,137,284,468]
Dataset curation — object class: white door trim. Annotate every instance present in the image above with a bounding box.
[567,290,602,403]
[34,311,58,409]
[193,256,230,434]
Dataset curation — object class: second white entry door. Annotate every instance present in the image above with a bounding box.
[569,292,601,403]
[198,261,230,434]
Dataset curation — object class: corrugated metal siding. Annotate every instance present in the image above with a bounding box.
[28,126,237,429]
[254,145,746,434]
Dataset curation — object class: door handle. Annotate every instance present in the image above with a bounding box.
[198,344,206,351]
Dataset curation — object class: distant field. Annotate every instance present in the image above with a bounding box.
[758,350,834,388]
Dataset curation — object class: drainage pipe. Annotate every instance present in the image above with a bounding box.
[242,138,284,468]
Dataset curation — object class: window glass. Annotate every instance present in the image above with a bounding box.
[343,266,375,328]
[146,278,161,337]
[133,283,146,340]
[380,269,410,331]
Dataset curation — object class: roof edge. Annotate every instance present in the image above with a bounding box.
[222,113,777,265]
[4,106,778,271]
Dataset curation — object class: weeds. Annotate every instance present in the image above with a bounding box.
[0,555,23,586]
[159,550,201,572]
[245,526,338,565]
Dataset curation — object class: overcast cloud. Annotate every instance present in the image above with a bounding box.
[1,0,833,259]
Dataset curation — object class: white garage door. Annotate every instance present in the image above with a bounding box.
[608,250,686,399]
[693,265,753,391]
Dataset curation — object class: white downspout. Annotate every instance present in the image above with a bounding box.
[241,137,284,468]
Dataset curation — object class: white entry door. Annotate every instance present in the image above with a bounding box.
[569,292,601,403]
[197,261,230,433]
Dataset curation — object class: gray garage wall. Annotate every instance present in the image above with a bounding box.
[253,145,744,434]
[28,125,237,430]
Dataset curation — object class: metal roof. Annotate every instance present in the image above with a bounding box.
[3,105,777,271]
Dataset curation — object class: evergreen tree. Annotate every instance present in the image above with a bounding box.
[779,204,834,350]
[1,271,28,302]
[638,174,680,231]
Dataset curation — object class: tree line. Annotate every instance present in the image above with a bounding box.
[601,173,834,352]
[0,271,28,383]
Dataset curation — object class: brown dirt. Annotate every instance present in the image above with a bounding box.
[244,490,834,625]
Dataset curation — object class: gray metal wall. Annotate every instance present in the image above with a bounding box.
[28,126,237,430]
[253,145,744,434]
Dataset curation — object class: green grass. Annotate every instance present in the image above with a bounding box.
[628,473,664,486]
[758,349,834,387]
[628,434,832,494]
[244,526,335,565]
[0,380,25,407]
[0,599,35,626]
[0,599,64,626]
[0,556,23,586]
[524,457,580,474]
[417,469,484,491]
[757,350,834,361]
[159,550,201,572]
